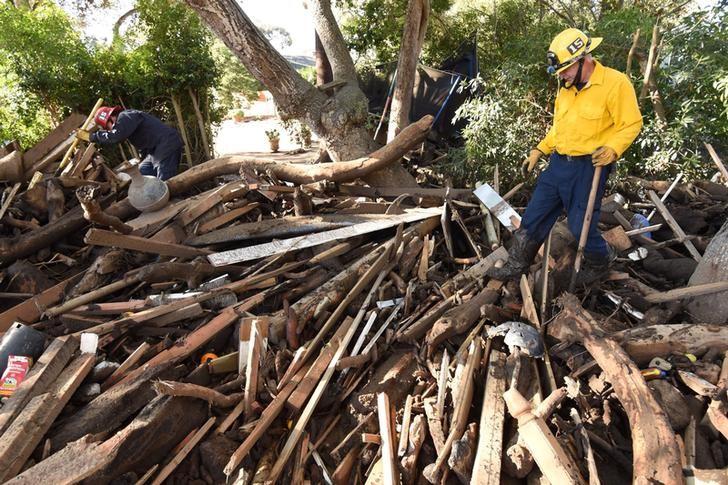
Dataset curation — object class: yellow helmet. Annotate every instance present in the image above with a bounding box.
[546,28,602,75]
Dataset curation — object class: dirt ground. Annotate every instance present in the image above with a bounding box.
[213,100,319,157]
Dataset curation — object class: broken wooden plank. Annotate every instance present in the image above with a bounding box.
[22,113,86,171]
[150,417,216,485]
[101,341,151,390]
[0,182,21,221]
[0,272,83,332]
[85,228,211,258]
[207,208,441,266]
[377,392,400,485]
[0,353,95,481]
[197,202,260,234]
[0,336,78,434]
[643,281,728,304]
[705,142,728,184]
[647,190,701,261]
[471,348,506,485]
[504,387,586,485]
[243,319,263,421]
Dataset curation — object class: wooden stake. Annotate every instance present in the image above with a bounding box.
[397,394,414,457]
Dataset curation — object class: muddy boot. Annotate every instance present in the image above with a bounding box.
[575,245,617,286]
[485,229,541,281]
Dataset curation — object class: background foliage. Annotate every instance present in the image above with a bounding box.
[339,0,728,189]
[0,0,260,165]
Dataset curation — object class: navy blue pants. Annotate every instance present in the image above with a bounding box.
[521,153,611,257]
[139,143,182,181]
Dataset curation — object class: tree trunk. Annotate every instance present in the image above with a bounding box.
[183,0,417,186]
[387,0,429,142]
[315,32,333,86]
[687,218,728,323]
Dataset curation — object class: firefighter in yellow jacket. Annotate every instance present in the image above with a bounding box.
[487,28,643,284]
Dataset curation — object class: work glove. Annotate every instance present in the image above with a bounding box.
[592,146,617,167]
[521,149,543,177]
[75,129,91,143]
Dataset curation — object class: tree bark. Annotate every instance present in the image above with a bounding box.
[183,0,416,186]
[387,0,429,142]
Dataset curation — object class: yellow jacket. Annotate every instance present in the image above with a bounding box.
[536,61,642,158]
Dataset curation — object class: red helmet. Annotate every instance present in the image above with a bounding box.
[94,106,122,129]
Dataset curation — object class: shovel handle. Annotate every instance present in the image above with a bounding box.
[569,165,603,291]
[57,97,104,172]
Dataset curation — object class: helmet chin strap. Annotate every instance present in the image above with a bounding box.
[564,58,586,89]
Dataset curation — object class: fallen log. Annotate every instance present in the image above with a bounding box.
[555,294,683,485]
[612,324,728,366]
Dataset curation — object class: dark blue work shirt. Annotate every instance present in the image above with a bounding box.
[90,109,182,157]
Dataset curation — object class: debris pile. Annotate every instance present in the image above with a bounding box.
[1,114,728,484]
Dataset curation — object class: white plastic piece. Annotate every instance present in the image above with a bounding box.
[80,333,99,354]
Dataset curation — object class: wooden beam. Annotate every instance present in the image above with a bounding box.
[647,190,701,261]
[0,353,95,481]
[85,228,211,258]
[471,348,506,485]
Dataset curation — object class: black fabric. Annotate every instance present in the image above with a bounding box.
[360,41,478,140]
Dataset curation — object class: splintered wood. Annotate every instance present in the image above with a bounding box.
[1,118,728,484]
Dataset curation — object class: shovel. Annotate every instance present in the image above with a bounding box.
[126,165,169,212]
[569,166,602,291]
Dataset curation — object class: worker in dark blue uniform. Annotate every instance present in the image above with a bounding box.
[486,28,643,285]
[76,106,183,181]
